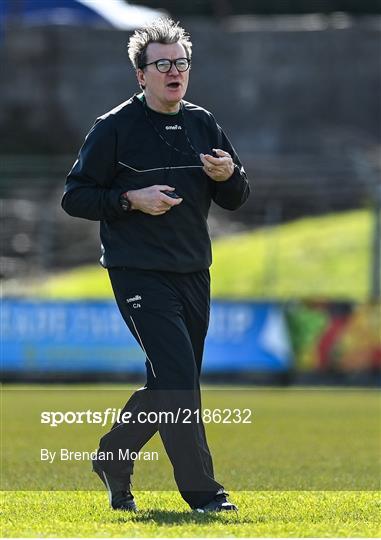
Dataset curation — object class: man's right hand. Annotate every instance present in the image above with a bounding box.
[124,185,183,216]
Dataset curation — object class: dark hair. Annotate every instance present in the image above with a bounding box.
[128,17,192,70]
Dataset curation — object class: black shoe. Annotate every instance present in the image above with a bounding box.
[92,458,137,511]
[195,491,238,513]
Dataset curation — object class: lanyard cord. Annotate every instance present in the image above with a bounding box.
[141,97,200,161]
[142,99,177,186]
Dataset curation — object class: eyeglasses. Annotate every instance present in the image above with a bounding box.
[139,57,191,73]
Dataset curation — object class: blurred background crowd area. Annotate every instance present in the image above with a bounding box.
[1,0,380,383]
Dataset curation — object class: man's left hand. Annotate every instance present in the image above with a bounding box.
[200,149,234,182]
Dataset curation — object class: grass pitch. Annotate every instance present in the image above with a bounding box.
[1,386,380,537]
[2,490,380,537]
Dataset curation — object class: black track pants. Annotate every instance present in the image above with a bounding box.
[97,267,223,509]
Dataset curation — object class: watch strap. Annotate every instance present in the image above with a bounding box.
[119,192,131,212]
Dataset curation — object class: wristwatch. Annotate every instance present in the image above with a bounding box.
[119,192,132,212]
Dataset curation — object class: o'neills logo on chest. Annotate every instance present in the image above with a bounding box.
[165,125,182,130]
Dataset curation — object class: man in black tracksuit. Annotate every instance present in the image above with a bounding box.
[62,18,250,513]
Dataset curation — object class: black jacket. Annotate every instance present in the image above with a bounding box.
[62,94,250,272]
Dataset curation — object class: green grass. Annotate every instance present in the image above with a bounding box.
[7,209,373,301]
[1,386,380,537]
[211,209,372,300]
[2,490,380,537]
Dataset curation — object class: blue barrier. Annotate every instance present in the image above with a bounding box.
[1,300,293,373]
